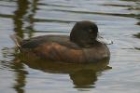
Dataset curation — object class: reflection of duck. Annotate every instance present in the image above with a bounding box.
[15,53,111,88]
[70,69,97,88]
[11,21,112,63]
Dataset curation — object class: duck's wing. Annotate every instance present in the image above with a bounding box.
[21,35,80,49]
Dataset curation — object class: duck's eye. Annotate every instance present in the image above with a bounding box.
[88,29,93,33]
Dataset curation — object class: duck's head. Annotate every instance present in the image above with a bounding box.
[70,21,113,47]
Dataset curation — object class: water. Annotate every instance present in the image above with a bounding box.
[0,0,140,93]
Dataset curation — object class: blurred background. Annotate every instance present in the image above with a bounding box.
[0,0,140,93]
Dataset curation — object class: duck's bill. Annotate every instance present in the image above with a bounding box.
[96,35,113,45]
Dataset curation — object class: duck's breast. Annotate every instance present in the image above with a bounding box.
[83,44,110,62]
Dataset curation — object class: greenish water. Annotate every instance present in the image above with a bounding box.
[0,0,140,93]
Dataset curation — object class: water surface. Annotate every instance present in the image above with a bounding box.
[0,0,140,93]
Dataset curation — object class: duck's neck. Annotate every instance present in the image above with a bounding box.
[75,40,100,48]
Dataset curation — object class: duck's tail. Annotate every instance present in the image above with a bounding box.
[10,34,22,48]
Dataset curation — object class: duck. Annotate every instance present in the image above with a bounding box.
[11,21,113,63]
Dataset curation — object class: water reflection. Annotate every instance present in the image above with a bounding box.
[15,52,111,88]
[11,60,28,93]
[1,47,27,93]
[70,69,97,88]
[13,0,38,38]
[131,0,140,49]
[11,0,38,93]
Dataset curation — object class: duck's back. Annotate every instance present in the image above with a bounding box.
[21,35,79,49]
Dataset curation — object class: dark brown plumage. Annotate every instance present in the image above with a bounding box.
[12,21,111,63]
